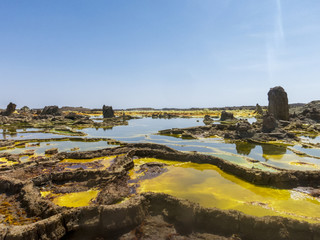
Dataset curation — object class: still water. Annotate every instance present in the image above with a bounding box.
[2,117,320,222]
[1,117,320,171]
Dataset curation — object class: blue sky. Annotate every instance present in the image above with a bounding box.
[0,0,319,109]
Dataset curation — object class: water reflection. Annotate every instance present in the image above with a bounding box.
[1,117,320,170]
[262,144,286,161]
[235,142,256,155]
[2,128,18,139]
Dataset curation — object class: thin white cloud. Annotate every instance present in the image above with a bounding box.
[275,0,285,45]
[266,0,285,83]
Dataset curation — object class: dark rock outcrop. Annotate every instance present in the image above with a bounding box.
[65,112,86,120]
[203,115,214,125]
[19,106,30,114]
[301,108,320,122]
[45,148,58,155]
[236,120,255,138]
[103,105,115,118]
[220,111,234,121]
[41,106,61,116]
[268,86,289,120]
[262,113,278,133]
[254,104,263,115]
[2,102,16,116]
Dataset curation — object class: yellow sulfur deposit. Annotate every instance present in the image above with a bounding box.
[0,157,18,167]
[132,158,320,223]
[41,189,99,208]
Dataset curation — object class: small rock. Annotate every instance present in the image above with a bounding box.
[45,148,58,155]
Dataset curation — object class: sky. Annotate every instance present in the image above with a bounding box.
[0,0,320,109]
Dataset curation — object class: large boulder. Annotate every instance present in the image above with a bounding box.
[2,102,16,116]
[268,86,289,120]
[262,113,278,133]
[236,120,255,138]
[220,111,234,121]
[40,106,61,116]
[102,105,115,118]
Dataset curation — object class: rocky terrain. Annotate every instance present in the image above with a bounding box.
[159,87,320,147]
[0,87,320,239]
[0,105,134,137]
[0,143,320,239]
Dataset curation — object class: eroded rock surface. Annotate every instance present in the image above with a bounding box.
[102,105,115,118]
[2,102,16,116]
[262,113,278,133]
[268,86,289,121]
[220,111,234,121]
[203,115,214,125]
[41,105,61,116]
[0,143,320,239]
[254,103,263,115]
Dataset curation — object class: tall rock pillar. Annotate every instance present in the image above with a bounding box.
[268,86,289,121]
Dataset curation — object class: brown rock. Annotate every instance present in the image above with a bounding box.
[254,103,263,115]
[2,102,16,116]
[236,120,254,138]
[41,106,61,116]
[262,113,278,133]
[220,111,234,121]
[268,86,289,120]
[102,105,115,118]
[45,148,58,155]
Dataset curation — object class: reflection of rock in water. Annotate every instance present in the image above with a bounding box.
[2,128,18,139]
[235,142,256,155]
[262,144,286,159]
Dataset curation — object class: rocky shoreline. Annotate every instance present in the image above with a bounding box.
[0,143,320,239]
[0,87,320,239]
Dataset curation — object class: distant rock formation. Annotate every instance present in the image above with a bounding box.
[268,86,289,120]
[103,105,115,118]
[220,111,234,121]
[41,106,61,116]
[301,108,320,122]
[254,104,263,115]
[19,106,30,113]
[2,102,16,116]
